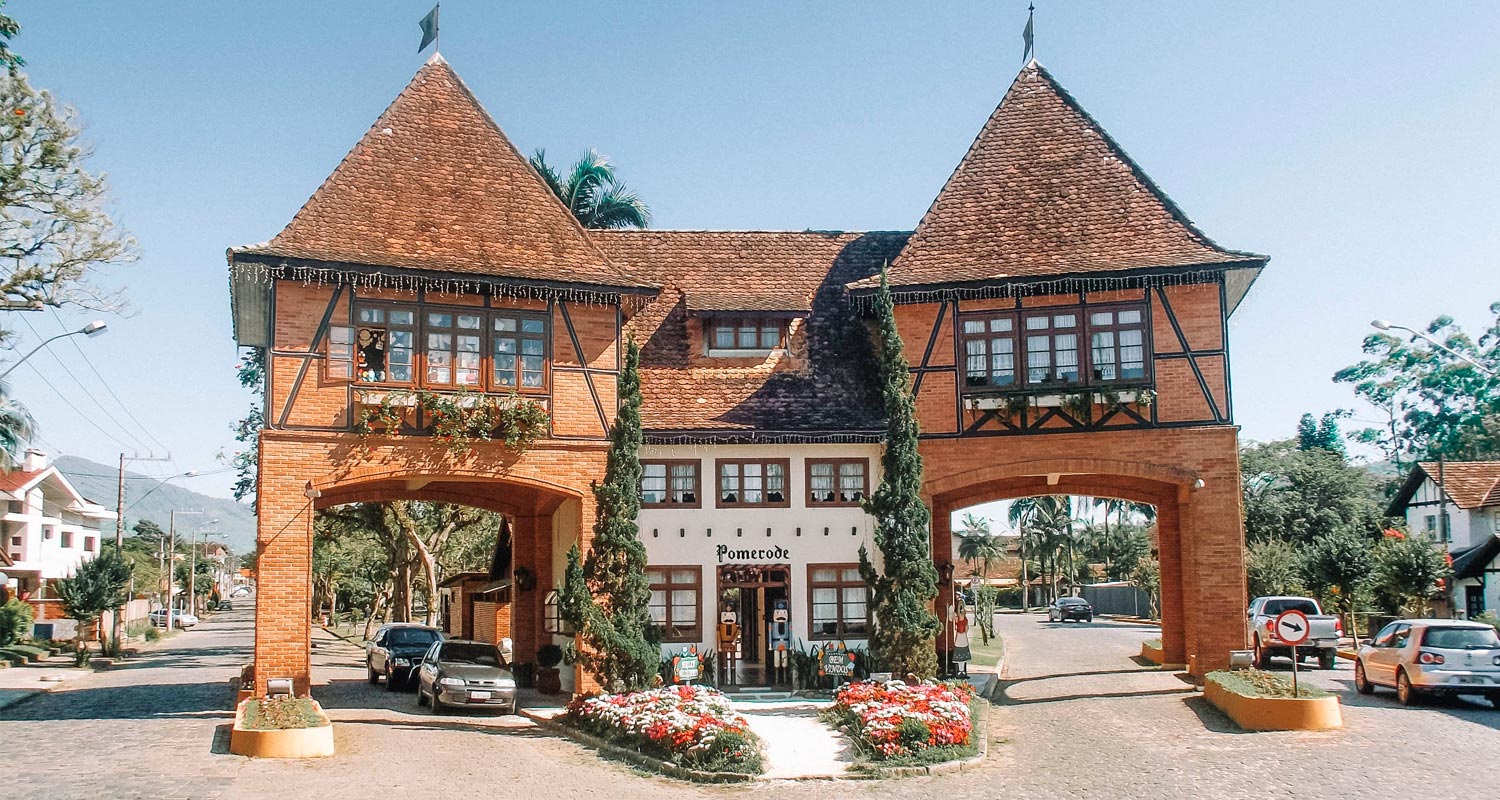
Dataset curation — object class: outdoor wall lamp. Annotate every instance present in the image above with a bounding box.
[303,481,321,501]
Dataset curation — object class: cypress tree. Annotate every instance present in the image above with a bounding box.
[559,340,658,692]
[858,269,941,678]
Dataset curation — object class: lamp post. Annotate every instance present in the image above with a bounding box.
[188,519,218,617]
[1370,320,1498,377]
[0,320,107,381]
[113,468,193,647]
[165,509,204,631]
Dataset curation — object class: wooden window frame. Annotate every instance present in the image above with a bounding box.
[421,308,487,390]
[960,314,1020,391]
[958,301,1151,394]
[806,563,871,641]
[805,458,869,508]
[640,459,702,509]
[647,565,703,643]
[1022,309,1084,388]
[542,589,576,635]
[714,458,792,508]
[703,315,790,357]
[346,299,551,395]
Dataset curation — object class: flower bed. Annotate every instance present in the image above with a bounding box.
[1204,670,1341,731]
[229,697,335,758]
[564,685,763,775]
[824,680,976,765]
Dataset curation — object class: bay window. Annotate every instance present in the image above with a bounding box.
[330,300,549,393]
[959,303,1149,393]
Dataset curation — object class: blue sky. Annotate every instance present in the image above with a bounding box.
[6,1,1499,501]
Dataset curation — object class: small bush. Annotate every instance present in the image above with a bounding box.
[0,599,34,647]
[897,717,932,751]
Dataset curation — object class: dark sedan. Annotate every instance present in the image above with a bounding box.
[1047,597,1094,623]
[366,623,443,691]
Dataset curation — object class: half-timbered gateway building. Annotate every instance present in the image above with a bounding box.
[230,54,1264,695]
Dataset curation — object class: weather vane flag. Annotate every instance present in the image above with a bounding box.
[418,3,440,53]
[1022,3,1035,64]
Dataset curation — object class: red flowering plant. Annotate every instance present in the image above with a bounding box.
[824,680,976,761]
[564,684,763,774]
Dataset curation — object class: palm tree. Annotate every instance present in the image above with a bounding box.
[956,526,1005,579]
[0,381,34,472]
[528,149,652,229]
[1009,496,1077,605]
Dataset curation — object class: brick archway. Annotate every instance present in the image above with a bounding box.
[920,427,1246,675]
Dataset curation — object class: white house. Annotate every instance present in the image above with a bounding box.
[0,449,118,621]
[1389,461,1500,619]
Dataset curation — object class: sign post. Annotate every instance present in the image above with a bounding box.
[1273,609,1311,697]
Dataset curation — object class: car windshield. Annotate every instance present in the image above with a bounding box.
[1423,627,1500,650]
[1262,599,1318,616]
[1059,598,1089,606]
[440,643,503,667]
[390,628,439,647]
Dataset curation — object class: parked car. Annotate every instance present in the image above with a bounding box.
[415,639,516,715]
[1047,596,1094,623]
[1247,595,1342,670]
[217,600,233,611]
[366,623,443,691]
[230,587,251,598]
[1354,619,1500,706]
[148,609,198,629]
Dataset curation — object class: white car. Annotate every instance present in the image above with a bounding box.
[148,609,199,629]
[1354,619,1500,706]
[230,587,252,598]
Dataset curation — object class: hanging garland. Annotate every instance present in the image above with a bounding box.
[852,268,1231,311]
[231,260,654,309]
[354,388,550,456]
[643,430,884,446]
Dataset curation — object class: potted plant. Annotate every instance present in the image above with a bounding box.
[536,643,564,694]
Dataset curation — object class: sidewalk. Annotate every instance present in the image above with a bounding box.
[0,653,91,711]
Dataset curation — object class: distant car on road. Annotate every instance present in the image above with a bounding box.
[217,600,233,611]
[366,623,443,691]
[230,587,251,598]
[148,609,198,629]
[1047,596,1094,623]
[416,639,516,715]
[1248,595,1342,670]
[1354,619,1500,706]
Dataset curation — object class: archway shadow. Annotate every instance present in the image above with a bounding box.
[993,666,1196,706]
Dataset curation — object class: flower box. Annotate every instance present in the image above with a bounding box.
[824,680,975,762]
[229,697,335,758]
[1203,670,1341,731]
[1141,639,1164,665]
[564,685,762,775]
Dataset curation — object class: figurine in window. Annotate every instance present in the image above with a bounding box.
[722,493,738,504]
[682,492,695,503]
[767,491,784,503]
[357,328,388,381]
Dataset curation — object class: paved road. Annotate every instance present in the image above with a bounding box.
[8,607,1500,799]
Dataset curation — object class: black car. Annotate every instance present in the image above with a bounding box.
[1047,597,1094,623]
[366,624,443,691]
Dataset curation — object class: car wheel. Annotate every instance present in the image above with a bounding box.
[1254,638,1272,669]
[431,692,444,715]
[1487,692,1500,710]
[1353,660,1374,694]
[1396,669,1418,706]
[1085,615,1093,623]
[1318,651,1336,671]
[367,660,379,685]
[385,666,399,692]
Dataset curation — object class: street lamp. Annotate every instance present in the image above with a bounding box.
[165,509,205,631]
[188,519,218,617]
[113,467,194,647]
[0,320,108,380]
[1370,319,1498,377]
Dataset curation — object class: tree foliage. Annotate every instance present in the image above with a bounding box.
[0,1,20,74]
[0,380,34,471]
[858,271,939,679]
[0,597,31,646]
[225,348,264,506]
[1371,533,1451,616]
[54,550,132,636]
[1297,525,1374,620]
[559,340,658,692]
[0,70,136,339]
[528,149,651,230]
[1334,303,1500,466]
[1240,439,1389,545]
[1245,538,1306,598]
[1296,411,1347,457]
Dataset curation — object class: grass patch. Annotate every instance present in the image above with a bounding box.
[1144,638,1162,649]
[240,696,327,730]
[1208,669,1331,699]
[966,634,1005,669]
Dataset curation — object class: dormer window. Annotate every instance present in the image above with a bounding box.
[705,316,788,356]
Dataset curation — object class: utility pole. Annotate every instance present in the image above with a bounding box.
[167,509,203,631]
[110,451,172,650]
[188,520,217,617]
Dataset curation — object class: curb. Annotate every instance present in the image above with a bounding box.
[521,709,758,783]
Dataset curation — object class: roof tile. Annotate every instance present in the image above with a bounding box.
[1417,461,1500,510]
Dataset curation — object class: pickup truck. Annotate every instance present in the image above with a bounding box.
[1247,596,1343,670]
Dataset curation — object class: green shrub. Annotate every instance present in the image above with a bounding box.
[897,717,932,751]
[680,728,763,775]
[0,598,33,647]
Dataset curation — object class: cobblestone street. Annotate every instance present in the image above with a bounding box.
[6,608,1500,799]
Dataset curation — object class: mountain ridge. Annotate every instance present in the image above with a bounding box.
[53,455,257,554]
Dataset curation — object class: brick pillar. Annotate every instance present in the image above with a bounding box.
[1183,447,1248,675]
[1156,493,1187,665]
[511,513,545,666]
[252,465,314,697]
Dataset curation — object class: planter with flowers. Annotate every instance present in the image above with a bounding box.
[563,684,763,777]
[822,680,979,768]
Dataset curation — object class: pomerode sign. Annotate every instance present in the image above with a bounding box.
[716,545,789,563]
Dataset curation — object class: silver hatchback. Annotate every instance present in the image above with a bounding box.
[415,639,517,715]
[1354,619,1500,706]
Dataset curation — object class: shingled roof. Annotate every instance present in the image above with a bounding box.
[609,231,905,434]
[869,62,1266,292]
[232,54,649,291]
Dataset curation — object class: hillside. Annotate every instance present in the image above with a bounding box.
[54,456,257,554]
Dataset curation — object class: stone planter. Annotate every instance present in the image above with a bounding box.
[229,698,336,758]
[1204,675,1342,731]
[1141,640,1164,665]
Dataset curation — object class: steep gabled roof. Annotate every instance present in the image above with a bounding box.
[596,230,908,313]
[233,55,649,290]
[872,62,1266,291]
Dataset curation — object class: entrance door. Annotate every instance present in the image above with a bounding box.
[1466,585,1485,619]
[717,564,790,687]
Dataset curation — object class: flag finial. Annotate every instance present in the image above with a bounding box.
[419,3,440,54]
[1022,3,1035,65]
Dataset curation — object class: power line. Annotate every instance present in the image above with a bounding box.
[49,307,170,453]
[17,315,154,453]
[19,360,139,451]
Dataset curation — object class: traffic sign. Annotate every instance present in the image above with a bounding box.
[1273,610,1311,646]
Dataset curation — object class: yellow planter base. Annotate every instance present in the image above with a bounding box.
[1141,641,1164,665]
[229,698,336,758]
[1204,678,1342,731]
